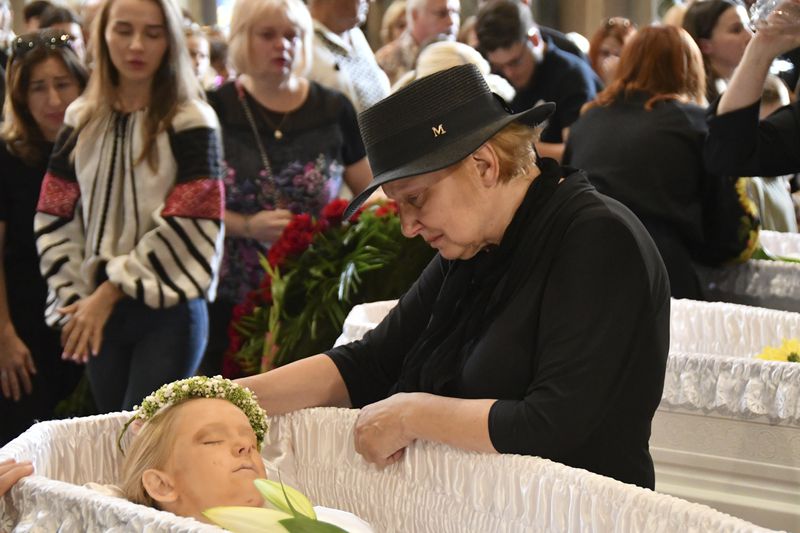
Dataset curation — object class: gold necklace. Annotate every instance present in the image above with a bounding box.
[255,104,290,140]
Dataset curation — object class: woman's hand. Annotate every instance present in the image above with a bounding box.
[752,0,800,58]
[354,393,417,468]
[246,209,293,243]
[59,282,123,363]
[0,459,33,496]
[0,324,36,401]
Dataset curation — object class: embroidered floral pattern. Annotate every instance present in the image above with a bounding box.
[162,179,224,220]
[36,172,81,219]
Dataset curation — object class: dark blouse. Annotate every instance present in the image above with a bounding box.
[208,81,366,303]
[327,163,670,489]
[0,141,53,331]
[564,94,713,298]
[705,99,800,177]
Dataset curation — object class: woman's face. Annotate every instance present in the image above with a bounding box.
[26,56,81,142]
[705,5,752,76]
[104,0,168,87]
[157,398,267,522]
[383,155,496,261]
[187,35,210,79]
[248,12,303,79]
[596,36,623,84]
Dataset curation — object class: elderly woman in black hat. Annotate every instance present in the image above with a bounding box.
[239,64,670,489]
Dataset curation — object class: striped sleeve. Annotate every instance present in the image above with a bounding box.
[34,125,91,327]
[104,100,226,308]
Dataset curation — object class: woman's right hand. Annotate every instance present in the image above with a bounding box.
[246,209,293,243]
[0,324,36,402]
[752,0,800,58]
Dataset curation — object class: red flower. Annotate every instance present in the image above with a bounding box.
[375,201,399,218]
[321,198,349,225]
[222,354,243,379]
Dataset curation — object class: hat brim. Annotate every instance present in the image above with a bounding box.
[344,101,556,220]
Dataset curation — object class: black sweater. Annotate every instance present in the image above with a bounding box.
[327,163,670,489]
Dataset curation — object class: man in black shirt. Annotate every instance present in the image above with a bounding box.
[476,0,598,161]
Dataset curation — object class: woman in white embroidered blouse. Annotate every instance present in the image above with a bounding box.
[33,0,225,413]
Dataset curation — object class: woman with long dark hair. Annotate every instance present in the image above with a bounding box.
[0,29,87,444]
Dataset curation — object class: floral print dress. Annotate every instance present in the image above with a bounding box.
[209,81,366,304]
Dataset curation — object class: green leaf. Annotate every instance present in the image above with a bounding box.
[203,506,292,532]
[254,479,317,520]
[278,515,349,533]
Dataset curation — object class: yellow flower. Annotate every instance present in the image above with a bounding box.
[756,338,800,363]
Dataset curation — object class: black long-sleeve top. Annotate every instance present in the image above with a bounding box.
[705,99,800,177]
[326,166,670,489]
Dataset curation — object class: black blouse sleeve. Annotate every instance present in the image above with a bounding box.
[325,256,445,407]
[488,210,668,459]
[337,94,367,166]
[705,99,800,177]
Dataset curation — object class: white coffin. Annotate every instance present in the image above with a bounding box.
[335,299,800,531]
[0,408,774,532]
[696,231,800,312]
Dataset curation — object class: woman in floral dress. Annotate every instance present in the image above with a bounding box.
[202,0,372,373]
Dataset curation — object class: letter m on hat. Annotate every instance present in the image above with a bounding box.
[432,124,446,137]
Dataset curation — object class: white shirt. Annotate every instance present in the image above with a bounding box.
[308,21,390,113]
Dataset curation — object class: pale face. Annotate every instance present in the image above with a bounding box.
[383,157,496,260]
[27,57,82,142]
[104,0,168,88]
[486,39,535,90]
[248,12,302,78]
[704,5,752,78]
[414,0,460,42]
[596,36,623,85]
[50,22,87,61]
[186,34,210,79]
[158,399,267,522]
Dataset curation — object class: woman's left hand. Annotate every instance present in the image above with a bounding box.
[59,282,123,363]
[354,393,417,468]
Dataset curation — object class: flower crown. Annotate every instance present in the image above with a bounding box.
[118,376,268,452]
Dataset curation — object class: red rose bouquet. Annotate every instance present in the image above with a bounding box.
[223,199,435,376]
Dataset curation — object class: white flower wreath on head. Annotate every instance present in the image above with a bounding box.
[118,375,269,453]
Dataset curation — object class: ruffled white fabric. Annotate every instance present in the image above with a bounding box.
[759,230,800,259]
[336,300,800,426]
[263,408,773,532]
[696,259,800,313]
[1,410,772,532]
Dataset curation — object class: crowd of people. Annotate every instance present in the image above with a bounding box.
[1,0,800,509]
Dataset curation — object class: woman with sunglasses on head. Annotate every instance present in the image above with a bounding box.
[587,17,636,87]
[0,30,87,444]
[33,0,224,413]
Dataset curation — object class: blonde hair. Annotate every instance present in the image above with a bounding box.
[75,0,202,170]
[486,122,539,183]
[228,0,313,77]
[381,0,406,45]
[392,41,516,102]
[120,402,186,509]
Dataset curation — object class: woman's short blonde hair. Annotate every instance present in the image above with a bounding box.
[228,0,313,77]
[486,121,539,184]
[120,402,186,509]
[392,41,516,102]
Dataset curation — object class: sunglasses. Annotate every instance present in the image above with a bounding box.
[11,29,74,61]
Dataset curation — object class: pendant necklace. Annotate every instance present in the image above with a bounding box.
[257,106,290,140]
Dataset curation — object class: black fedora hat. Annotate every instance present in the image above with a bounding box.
[344,63,555,219]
